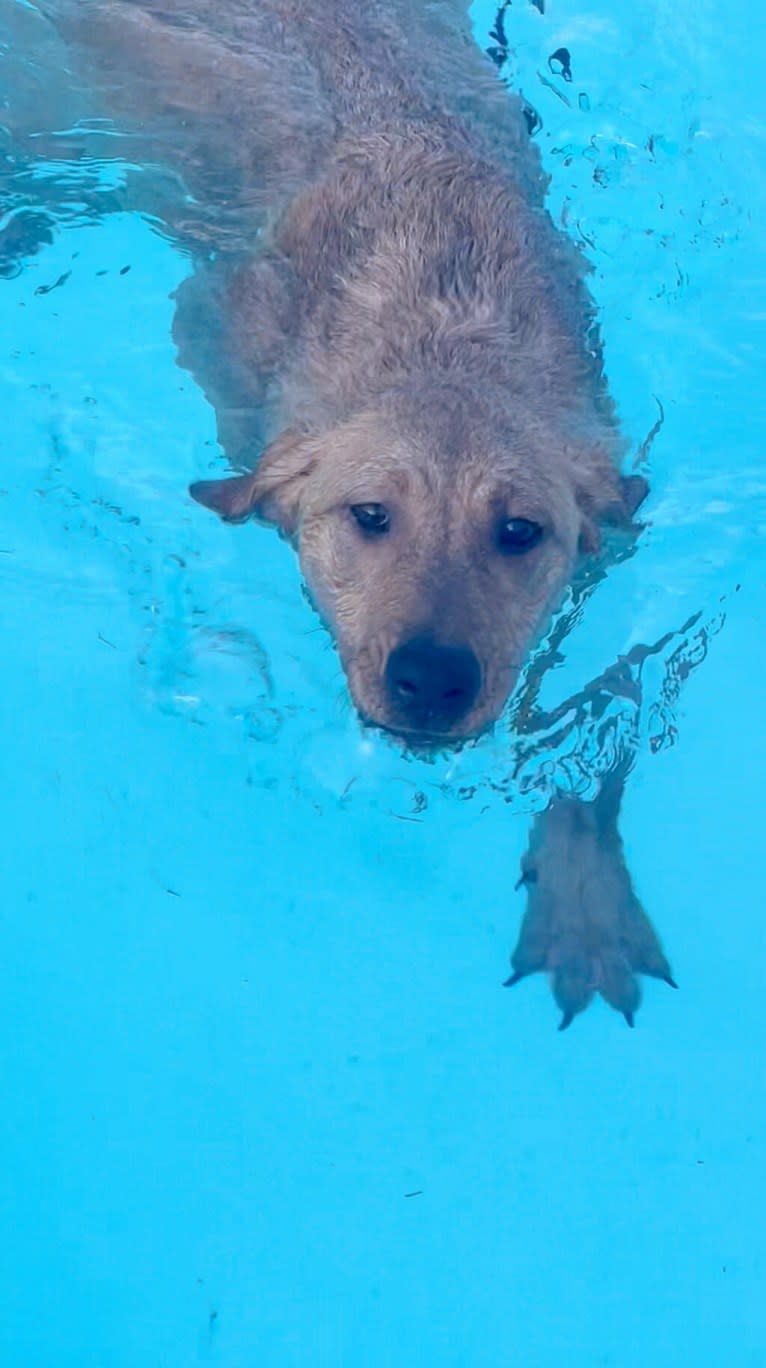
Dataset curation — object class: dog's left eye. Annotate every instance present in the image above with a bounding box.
[498,517,544,554]
[351,502,390,534]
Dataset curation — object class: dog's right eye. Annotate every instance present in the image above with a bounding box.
[350,502,390,535]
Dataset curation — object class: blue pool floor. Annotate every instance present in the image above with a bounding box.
[1,0,766,1363]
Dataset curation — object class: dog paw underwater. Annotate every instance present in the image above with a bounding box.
[506,778,677,1030]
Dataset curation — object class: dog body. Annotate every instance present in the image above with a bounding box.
[187,113,629,739]
[43,0,669,1024]
[53,0,639,739]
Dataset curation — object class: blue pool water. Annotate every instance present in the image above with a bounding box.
[1,1,765,1363]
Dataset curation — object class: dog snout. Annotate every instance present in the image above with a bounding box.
[384,637,481,732]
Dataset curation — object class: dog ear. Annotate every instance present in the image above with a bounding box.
[189,428,315,536]
[189,470,261,523]
[616,473,650,519]
[577,458,650,554]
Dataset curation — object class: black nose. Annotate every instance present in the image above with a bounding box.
[385,637,481,732]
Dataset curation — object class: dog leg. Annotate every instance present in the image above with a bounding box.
[506,773,676,1029]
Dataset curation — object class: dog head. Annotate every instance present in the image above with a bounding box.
[191,384,645,745]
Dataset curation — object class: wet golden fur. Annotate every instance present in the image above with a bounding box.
[20,0,673,1028]
[44,0,643,738]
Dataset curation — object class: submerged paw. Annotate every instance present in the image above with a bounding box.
[505,791,676,1030]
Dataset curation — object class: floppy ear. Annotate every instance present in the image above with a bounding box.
[616,473,650,519]
[189,470,261,523]
[189,428,315,536]
[577,460,650,554]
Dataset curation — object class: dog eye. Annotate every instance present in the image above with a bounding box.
[351,502,390,534]
[498,517,544,554]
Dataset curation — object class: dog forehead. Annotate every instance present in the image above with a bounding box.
[323,435,553,522]
[309,390,574,518]
[387,381,497,453]
[383,382,572,489]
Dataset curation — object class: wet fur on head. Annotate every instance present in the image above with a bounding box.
[192,377,644,738]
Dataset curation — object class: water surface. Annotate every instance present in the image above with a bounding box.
[0,0,764,1362]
